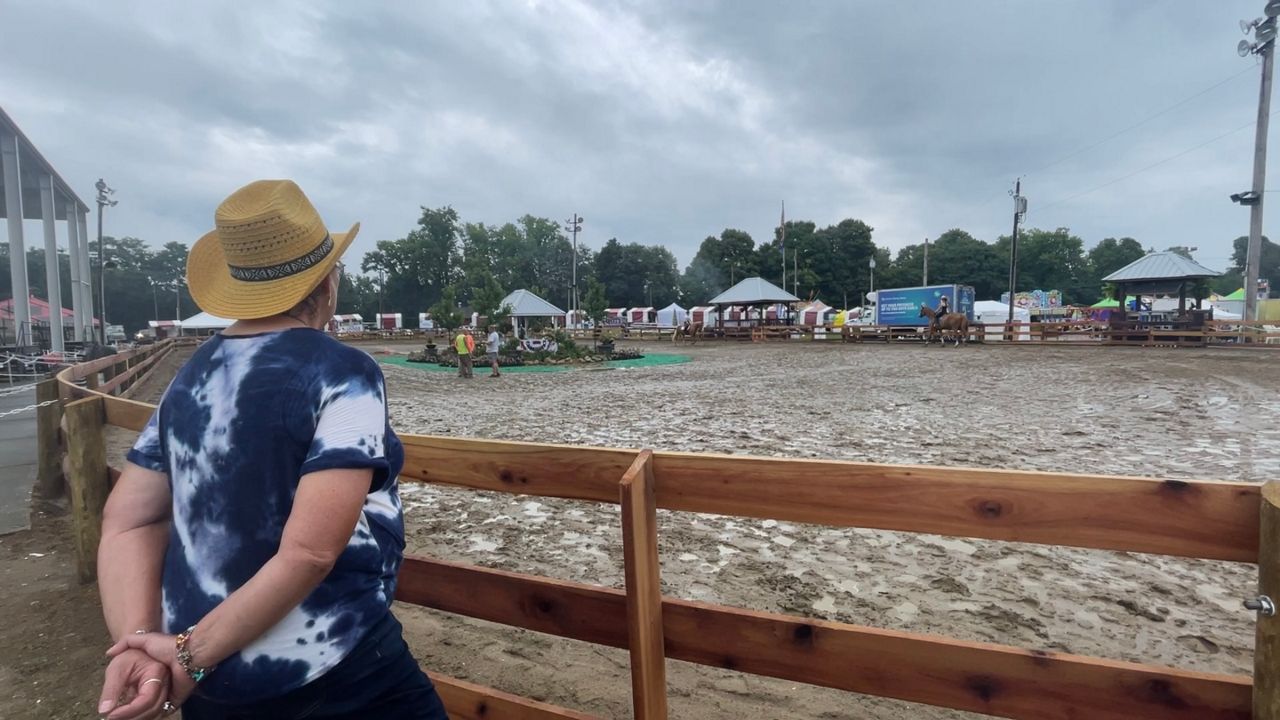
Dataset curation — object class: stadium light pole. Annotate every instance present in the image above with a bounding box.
[95,178,117,344]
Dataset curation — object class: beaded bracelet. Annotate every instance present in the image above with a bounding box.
[175,626,215,683]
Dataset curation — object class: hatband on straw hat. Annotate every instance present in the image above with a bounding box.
[186,179,359,320]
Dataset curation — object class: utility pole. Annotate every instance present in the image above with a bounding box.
[564,213,583,323]
[780,201,786,290]
[148,276,159,324]
[792,248,797,297]
[95,178,117,345]
[1239,7,1278,322]
[923,237,930,286]
[1007,179,1026,331]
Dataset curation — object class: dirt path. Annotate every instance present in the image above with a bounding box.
[2,341,1274,719]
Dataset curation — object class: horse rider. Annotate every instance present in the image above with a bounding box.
[936,295,950,319]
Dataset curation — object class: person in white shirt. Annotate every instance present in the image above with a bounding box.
[485,325,502,378]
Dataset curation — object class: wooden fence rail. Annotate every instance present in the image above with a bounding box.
[51,347,1274,719]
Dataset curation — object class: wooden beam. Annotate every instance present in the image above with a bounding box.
[1255,481,1280,719]
[431,673,601,720]
[99,346,167,396]
[395,557,1249,720]
[619,450,667,720]
[63,397,108,583]
[121,347,173,400]
[398,436,1259,562]
[103,395,155,432]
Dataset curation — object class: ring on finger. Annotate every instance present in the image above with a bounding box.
[162,700,177,715]
[141,678,163,688]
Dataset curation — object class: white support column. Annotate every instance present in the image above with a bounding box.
[65,193,84,342]
[40,175,65,351]
[2,130,31,346]
[77,206,93,340]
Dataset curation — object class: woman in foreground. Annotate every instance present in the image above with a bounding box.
[95,179,448,719]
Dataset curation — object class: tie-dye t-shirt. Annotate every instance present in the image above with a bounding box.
[127,328,405,703]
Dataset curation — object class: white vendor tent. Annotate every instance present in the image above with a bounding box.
[329,314,364,333]
[417,312,434,330]
[689,306,718,325]
[628,307,655,323]
[377,313,402,330]
[799,300,834,326]
[655,303,687,327]
[974,300,1030,341]
[180,311,234,335]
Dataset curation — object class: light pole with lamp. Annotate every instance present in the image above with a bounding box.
[564,214,583,325]
[147,276,160,325]
[1235,3,1279,323]
[95,178,117,345]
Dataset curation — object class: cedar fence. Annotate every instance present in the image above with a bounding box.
[43,338,1278,719]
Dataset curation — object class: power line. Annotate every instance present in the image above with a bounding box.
[1024,65,1256,178]
[955,65,1256,227]
[1038,111,1279,213]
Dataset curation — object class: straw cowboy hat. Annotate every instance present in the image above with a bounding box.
[187,180,359,319]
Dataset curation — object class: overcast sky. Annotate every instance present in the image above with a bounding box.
[1,0,1274,272]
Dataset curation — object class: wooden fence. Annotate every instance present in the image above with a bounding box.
[652,320,1280,347]
[49,343,1278,719]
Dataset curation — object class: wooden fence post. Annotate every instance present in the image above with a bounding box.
[619,449,668,720]
[33,376,64,499]
[1257,481,1280,719]
[63,396,108,584]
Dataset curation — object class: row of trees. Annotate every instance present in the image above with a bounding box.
[3,207,1275,334]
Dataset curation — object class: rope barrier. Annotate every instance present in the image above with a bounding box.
[0,399,59,419]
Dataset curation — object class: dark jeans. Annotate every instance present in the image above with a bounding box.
[182,612,448,720]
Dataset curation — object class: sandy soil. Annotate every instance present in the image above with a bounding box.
[382,342,1276,719]
[2,340,1276,719]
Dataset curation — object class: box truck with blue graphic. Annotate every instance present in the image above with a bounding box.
[873,284,975,327]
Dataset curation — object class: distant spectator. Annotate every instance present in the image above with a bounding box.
[454,328,474,378]
[485,325,502,378]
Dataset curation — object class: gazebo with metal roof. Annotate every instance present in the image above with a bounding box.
[1102,251,1221,316]
[498,289,566,336]
[707,277,800,329]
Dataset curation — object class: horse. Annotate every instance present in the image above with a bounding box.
[673,320,703,344]
[918,304,969,347]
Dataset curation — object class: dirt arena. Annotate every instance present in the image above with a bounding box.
[2,340,1276,719]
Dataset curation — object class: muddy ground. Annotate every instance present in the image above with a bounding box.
[2,341,1276,719]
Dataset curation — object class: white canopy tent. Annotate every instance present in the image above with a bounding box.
[655,303,688,327]
[180,311,234,335]
[974,300,1030,341]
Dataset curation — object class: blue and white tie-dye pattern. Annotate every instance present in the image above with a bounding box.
[127,328,405,703]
